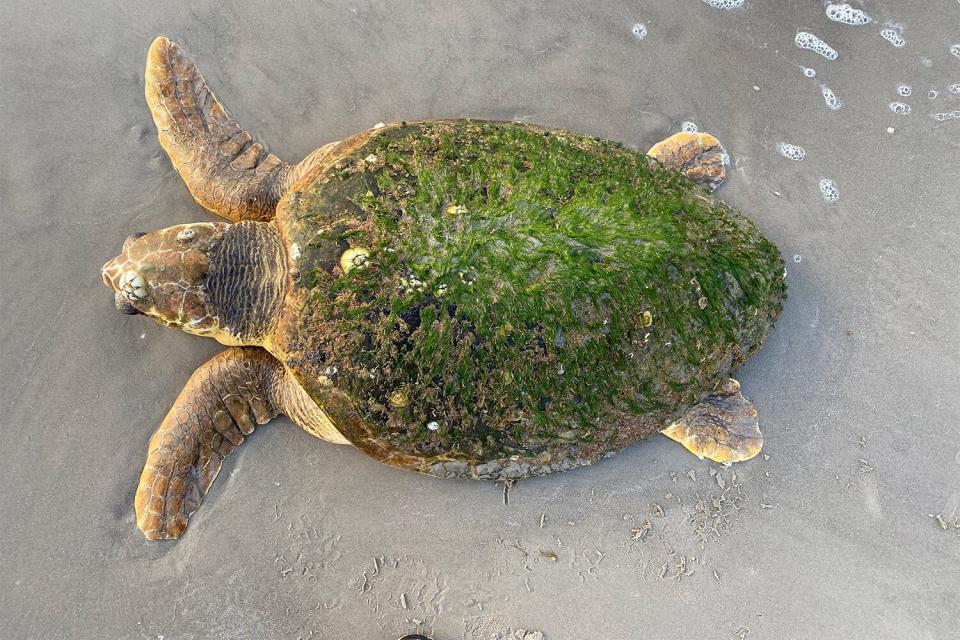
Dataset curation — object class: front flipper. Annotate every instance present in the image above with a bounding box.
[144,36,290,221]
[647,131,727,191]
[135,347,284,540]
[660,378,763,464]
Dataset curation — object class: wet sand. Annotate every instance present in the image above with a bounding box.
[1,1,958,638]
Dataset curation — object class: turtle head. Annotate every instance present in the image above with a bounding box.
[101,222,226,334]
[101,221,288,345]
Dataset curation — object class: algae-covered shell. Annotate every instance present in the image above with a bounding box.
[273,120,785,480]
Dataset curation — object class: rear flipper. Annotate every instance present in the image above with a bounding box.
[660,378,763,464]
[647,131,727,191]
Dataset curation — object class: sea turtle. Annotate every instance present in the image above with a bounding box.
[101,37,785,540]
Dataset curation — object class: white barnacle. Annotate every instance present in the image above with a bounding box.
[340,247,370,274]
[176,228,196,242]
[388,390,409,408]
[364,154,378,164]
[289,242,301,260]
[459,269,477,286]
[317,368,337,386]
[427,421,440,431]
[120,269,147,301]
[400,270,426,293]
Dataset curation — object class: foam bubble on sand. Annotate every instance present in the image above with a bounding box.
[795,32,839,60]
[889,102,912,115]
[951,44,960,59]
[821,84,842,110]
[632,23,648,40]
[681,121,698,133]
[701,0,746,9]
[825,3,871,25]
[819,178,840,202]
[931,110,960,122]
[776,142,805,161]
[880,27,906,48]
[897,84,912,97]
[803,67,817,78]
[928,89,939,99]
[949,83,960,94]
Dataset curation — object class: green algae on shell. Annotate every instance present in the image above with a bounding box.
[275,120,785,480]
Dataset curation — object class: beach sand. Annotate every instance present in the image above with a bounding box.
[1,1,958,637]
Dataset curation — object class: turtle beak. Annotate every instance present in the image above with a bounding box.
[114,293,143,315]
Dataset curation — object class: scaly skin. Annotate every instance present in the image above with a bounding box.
[101,221,288,345]
[135,346,346,540]
[145,37,290,221]
[101,223,227,338]
[135,347,281,540]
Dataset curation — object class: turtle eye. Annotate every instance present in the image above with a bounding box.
[115,294,143,315]
[123,232,147,251]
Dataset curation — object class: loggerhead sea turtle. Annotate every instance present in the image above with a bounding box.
[101,37,785,540]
